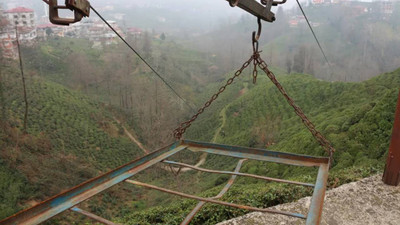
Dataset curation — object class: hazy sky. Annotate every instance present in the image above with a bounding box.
[0,0,301,17]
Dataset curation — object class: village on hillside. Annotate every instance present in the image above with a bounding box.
[0,0,397,59]
[0,5,138,59]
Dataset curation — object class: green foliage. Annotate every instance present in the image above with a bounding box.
[0,70,143,219]
[119,67,399,224]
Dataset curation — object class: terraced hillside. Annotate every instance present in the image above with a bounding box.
[117,67,399,224]
[0,69,143,219]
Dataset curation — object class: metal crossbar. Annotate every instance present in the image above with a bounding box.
[125,180,307,219]
[162,160,315,187]
[0,140,329,225]
[181,159,246,225]
[70,207,119,225]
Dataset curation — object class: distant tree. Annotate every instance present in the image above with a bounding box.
[286,56,292,74]
[45,28,53,36]
[160,32,166,41]
[142,31,152,60]
[0,27,6,127]
[292,46,306,73]
[0,64,6,127]
[16,27,29,134]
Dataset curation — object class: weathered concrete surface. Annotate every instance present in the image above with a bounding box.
[218,174,400,225]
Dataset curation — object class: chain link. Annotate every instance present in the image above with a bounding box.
[173,56,254,140]
[255,56,335,156]
[252,54,258,84]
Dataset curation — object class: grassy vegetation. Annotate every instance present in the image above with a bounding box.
[116,67,399,224]
[0,67,143,219]
[0,33,398,224]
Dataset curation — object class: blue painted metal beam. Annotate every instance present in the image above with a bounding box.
[0,142,186,225]
[181,159,246,225]
[183,140,329,167]
[70,207,119,225]
[306,163,329,225]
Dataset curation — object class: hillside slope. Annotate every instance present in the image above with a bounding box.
[118,67,399,224]
[0,70,143,219]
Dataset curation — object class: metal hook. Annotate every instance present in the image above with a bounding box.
[252,17,262,43]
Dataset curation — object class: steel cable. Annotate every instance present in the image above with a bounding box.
[295,0,333,76]
[90,5,195,112]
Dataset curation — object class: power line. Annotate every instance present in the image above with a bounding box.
[295,0,333,75]
[90,5,195,112]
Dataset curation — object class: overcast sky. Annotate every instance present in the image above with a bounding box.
[0,0,301,17]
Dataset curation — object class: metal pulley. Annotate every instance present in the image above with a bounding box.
[43,0,90,25]
[226,0,287,22]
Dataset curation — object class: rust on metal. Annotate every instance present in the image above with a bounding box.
[70,207,119,225]
[184,140,329,167]
[181,159,246,225]
[44,0,90,25]
[226,0,277,22]
[0,142,186,225]
[125,179,307,219]
[173,56,254,140]
[163,160,315,187]
[383,90,400,186]
[1,140,329,225]
[305,163,329,225]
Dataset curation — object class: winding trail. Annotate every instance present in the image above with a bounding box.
[112,102,229,174]
[113,117,149,154]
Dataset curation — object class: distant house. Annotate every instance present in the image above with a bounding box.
[289,16,306,28]
[2,7,37,44]
[88,20,123,46]
[4,7,35,27]
[1,6,37,58]
[313,0,325,4]
[381,1,394,15]
[127,27,142,36]
[37,23,64,40]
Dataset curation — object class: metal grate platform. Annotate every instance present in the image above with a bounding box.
[0,140,330,225]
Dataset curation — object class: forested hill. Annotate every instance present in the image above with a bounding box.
[0,68,144,219]
[118,67,399,224]
[0,53,398,224]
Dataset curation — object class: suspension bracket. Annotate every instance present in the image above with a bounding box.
[227,0,286,22]
[43,0,90,26]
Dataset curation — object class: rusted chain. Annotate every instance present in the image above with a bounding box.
[255,56,335,156]
[173,56,254,140]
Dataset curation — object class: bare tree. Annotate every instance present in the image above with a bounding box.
[16,27,28,134]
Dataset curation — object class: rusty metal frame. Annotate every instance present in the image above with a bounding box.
[226,0,276,22]
[162,160,315,187]
[0,140,329,225]
[181,159,246,225]
[69,207,119,225]
[44,0,90,26]
[383,89,400,186]
[0,142,187,225]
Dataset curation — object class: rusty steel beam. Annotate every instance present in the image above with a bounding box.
[305,163,329,225]
[125,179,306,219]
[70,207,119,225]
[163,160,315,187]
[226,0,276,22]
[183,140,329,167]
[0,142,186,225]
[383,90,400,186]
[181,159,246,225]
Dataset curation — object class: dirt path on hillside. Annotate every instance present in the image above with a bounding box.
[113,117,149,154]
[112,104,228,173]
